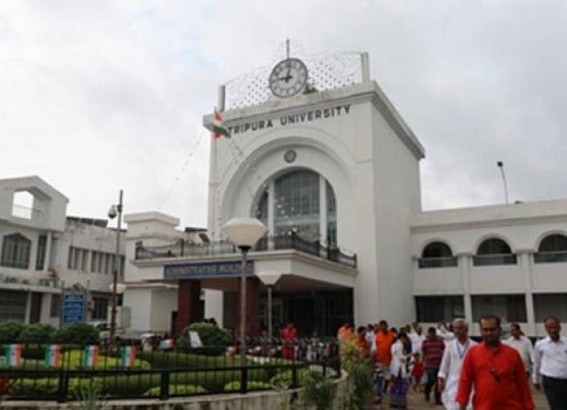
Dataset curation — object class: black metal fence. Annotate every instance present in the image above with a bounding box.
[135,233,357,268]
[0,338,340,403]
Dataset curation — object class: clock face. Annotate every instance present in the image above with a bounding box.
[268,58,308,98]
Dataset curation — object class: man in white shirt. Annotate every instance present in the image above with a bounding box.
[409,321,425,354]
[437,318,477,410]
[505,322,534,378]
[533,315,567,410]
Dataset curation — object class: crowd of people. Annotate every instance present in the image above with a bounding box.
[337,315,567,410]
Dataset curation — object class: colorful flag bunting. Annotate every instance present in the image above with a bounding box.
[4,344,22,367]
[44,344,62,367]
[82,345,99,367]
[120,346,136,367]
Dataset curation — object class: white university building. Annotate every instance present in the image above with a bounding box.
[3,52,567,338]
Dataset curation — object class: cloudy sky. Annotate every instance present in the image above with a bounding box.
[2,1,567,229]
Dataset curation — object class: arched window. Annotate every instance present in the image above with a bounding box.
[254,170,337,244]
[535,234,567,264]
[1,233,31,269]
[419,242,457,268]
[473,238,516,266]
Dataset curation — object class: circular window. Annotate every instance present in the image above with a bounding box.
[284,149,297,163]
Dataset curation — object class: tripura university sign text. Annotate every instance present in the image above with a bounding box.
[226,104,352,136]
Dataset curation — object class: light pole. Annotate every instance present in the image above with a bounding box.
[257,271,282,349]
[222,217,267,364]
[108,189,123,347]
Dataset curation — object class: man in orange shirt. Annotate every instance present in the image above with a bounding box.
[374,320,396,404]
[456,315,534,410]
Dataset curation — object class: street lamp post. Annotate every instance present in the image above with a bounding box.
[257,271,282,349]
[222,217,267,365]
[108,189,123,348]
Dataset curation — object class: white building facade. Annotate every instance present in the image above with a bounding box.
[0,176,124,327]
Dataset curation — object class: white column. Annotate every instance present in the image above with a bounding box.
[44,231,53,271]
[24,291,32,324]
[518,250,536,336]
[268,180,275,249]
[319,176,327,243]
[459,253,474,332]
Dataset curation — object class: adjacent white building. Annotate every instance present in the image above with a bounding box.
[0,176,124,327]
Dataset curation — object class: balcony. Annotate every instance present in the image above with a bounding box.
[534,251,567,264]
[418,256,458,269]
[135,233,357,268]
[473,254,517,266]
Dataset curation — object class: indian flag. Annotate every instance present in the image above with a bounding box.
[44,344,62,367]
[213,110,230,139]
[120,346,136,368]
[5,344,22,367]
[82,345,99,367]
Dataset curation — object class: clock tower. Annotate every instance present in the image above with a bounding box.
[204,51,425,330]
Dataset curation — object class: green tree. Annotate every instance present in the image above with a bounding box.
[19,323,56,343]
[53,323,99,345]
[0,321,25,343]
[176,322,232,355]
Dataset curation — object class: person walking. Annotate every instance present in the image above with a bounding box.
[456,314,534,410]
[409,321,425,354]
[437,318,476,410]
[533,315,567,410]
[374,320,397,404]
[280,322,297,360]
[389,332,411,409]
[505,322,534,379]
[421,326,445,405]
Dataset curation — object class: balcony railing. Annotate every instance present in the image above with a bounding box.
[534,251,567,264]
[135,233,357,268]
[418,256,458,269]
[473,254,517,266]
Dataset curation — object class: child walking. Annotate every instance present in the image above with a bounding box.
[410,352,425,392]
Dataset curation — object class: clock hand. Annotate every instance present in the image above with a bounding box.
[285,61,292,82]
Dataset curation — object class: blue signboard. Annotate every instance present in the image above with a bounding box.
[61,292,86,326]
[164,260,254,280]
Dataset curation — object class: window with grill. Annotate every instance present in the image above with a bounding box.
[35,235,47,270]
[0,290,27,320]
[254,169,338,245]
[50,294,61,318]
[1,233,31,269]
[419,242,457,268]
[534,234,567,263]
[415,296,464,322]
[474,238,516,266]
[472,294,527,322]
[92,296,109,320]
[533,294,567,322]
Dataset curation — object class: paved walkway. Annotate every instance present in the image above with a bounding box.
[369,386,550,409]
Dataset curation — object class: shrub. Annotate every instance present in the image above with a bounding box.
[7,377,59,397]
[53,323,99,344]
[7,377,103,399]
[223,380,272,392]
[0,321,25,343]
[138,350,239,369]
[300,371,336,410]
[338,339,374,410]
[270,367,313,387]
[143,384,206,397]
[176,322,232,355]
[19,324,56,343]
